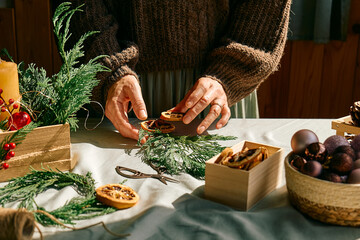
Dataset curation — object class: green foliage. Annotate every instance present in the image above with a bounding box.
[137,129,237,179]
[19,2,108,131]
[0,168,116,226]
[0,122,38,160]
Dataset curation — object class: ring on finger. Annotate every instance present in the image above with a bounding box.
[211,102,223,109]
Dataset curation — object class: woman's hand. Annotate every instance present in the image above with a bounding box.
[105,75,147,140]
[173,77,231,134]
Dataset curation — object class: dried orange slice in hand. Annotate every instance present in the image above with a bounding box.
[96,184,139,209]
[160,111,184,121]
[141,119,175,133]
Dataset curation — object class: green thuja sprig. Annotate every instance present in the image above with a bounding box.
[137,129,237,179]
[0,168,116,226]
[19,2,108,131]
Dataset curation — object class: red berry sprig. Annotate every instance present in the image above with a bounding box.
[0,88,32,131]
[1,141,16,170]
[0,87,21,118]
[2,162,9,170]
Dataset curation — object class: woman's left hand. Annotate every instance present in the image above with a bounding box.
[173,77,231,134]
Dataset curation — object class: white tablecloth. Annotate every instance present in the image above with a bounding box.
[8,118,360,240]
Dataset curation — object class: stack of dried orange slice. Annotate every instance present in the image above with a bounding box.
[141,110,184,134]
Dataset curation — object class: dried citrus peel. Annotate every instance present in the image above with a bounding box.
[160,111,184,121]
[218,147,269,170]
[141,119,175,133]
[96,184,139,209]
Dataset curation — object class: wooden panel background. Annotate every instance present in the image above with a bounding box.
[258,0,360,119]
[14,0,53,73]
[0,8,17,61]
[1,0,360,119]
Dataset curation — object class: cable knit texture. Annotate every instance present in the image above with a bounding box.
[68,0,291,107]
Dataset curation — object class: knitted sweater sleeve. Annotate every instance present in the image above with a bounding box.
[203,0,291,106]
[70,0,139,108]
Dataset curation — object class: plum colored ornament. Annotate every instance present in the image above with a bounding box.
[323,135,350,155]
[347,168,360,184]
[291,129,319,155]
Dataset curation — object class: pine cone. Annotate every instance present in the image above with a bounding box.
[350,101,360,126]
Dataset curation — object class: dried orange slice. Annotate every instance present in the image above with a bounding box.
[96,184,139,209]
[141,119,175,133]
[215,147,233,164]
[160,111,184,121]
[222,147,269,170]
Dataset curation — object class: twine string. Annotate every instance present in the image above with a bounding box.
[34,222,44,240]
[18,90,57,122]
[82,101,105,131]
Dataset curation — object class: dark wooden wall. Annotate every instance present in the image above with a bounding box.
[0,0,61,75]
[257,0,360,119]
[1,0,359,119]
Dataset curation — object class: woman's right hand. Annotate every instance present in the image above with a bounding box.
[105,75,148,140]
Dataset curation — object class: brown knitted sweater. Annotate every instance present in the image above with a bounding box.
[69,0,291,107]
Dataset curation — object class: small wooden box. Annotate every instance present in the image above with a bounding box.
[0,123,76,182]
[331,115,360,136]
[204,141,283,210]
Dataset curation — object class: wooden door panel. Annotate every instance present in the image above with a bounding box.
[258,43,292,118]
[14,0,53,73]
[287,41,324,118]
[319,36,358,118]
[0,8,17,61]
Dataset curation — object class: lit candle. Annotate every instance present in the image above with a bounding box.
[0,59,21,122]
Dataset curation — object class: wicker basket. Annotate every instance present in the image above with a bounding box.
[285,153,360,227]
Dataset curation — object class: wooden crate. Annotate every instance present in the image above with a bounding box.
[331,115,360,136]
[0,123,76,182]
[204,141,283,210]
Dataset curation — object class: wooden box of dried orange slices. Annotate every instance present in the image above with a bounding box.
[204,141,284,210]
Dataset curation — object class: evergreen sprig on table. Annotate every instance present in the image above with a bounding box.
[19,2,108,131]
[137,129,237,179]
[0,168,117,226]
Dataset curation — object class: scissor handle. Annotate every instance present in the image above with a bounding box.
[115,166,150,179]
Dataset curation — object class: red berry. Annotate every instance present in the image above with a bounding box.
[13,103,19,109]
[0,88,2,94]
[9,143,16,149]
[8,151,15,157]
[2,162,9,169]
[3,144,10,151]
[1,106,6,112]
[8,112,32,131]
[8,99,14,104]
[0,99,3,105]
[5,155,11,160]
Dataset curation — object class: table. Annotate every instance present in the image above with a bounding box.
[18,118,360,239]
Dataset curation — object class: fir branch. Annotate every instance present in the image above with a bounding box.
[0,120,6,130]
[0,168,116,226]
[0,48,14,62]
[18,2,108,131]
[35,196,116,226]
[0,168,94,209]
[137,129,237,179]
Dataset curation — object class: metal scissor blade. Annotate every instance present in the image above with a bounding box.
[115,166,148,179]
[161,176,180,183]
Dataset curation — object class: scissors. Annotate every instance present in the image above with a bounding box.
[115,162,179,185]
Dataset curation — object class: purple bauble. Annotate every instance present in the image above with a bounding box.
[351,134,360,152]
[347,168,360,184]
[291,129,319,155]
[323,135,350,155]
